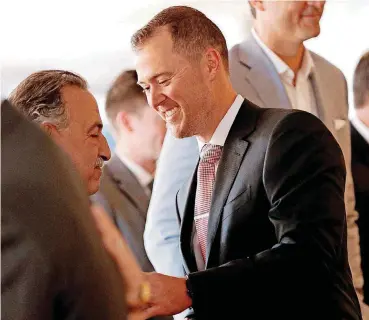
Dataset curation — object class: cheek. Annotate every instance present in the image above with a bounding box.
[83,141,99,169]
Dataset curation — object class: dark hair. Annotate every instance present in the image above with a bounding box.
[105,70,147,126]
[131,6,229,71]
[9,70,87,128]
[249,2,256,18]
[353,51,369,109]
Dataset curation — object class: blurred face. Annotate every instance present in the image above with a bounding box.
[256,1,325,42]
[51,85,111,195]
[129,104,167,161]
[135,29,213,139]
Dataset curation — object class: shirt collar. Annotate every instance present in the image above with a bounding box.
[115,151,153,189]
[197,94,244,152]
[351,112,369,144]
[251,28,314,85]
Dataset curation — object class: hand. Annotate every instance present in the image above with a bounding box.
[91,204,192,318]
[143,272,192,317]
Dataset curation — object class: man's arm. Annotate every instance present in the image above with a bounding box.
[144,133,198,276]
[184,112,361,318]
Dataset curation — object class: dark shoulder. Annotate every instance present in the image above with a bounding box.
[239,99,327,136]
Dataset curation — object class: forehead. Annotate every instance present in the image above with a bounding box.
[134,30,189,83]
[61,85,101,127]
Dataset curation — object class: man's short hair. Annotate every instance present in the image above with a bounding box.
[249,2,256,19]
[105,70,148,128]
[131,6,229,72]
[9,70,87,128]
[353,51,369,109]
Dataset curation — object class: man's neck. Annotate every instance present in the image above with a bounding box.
[356,106,369,128]
[254,25,305,76]
[197,81,238,143]
[115,143,156,176]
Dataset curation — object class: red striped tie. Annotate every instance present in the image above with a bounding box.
[194,144,223,261]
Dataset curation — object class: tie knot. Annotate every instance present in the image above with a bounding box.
[200,144,223,164]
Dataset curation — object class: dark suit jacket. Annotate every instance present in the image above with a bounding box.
[1,101,127,319]
[92,155,154,271]
[91,155,172,320]
[351,123,369,305]
[177,100,361,320]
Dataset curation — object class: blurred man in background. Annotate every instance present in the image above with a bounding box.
[351,51,369,306]
[91,70,169,320]
[9,70,111,195]
[1,100,127,320]
[144,2,366,316]
[92,70,166,272]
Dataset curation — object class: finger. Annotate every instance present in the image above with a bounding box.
[137,305,162,319]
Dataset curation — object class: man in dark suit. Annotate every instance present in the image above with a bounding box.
[94,6,361,320]
[92,70,166,273]
[145,5,366,314]
[351,51,369,305]
[1,100,127,319]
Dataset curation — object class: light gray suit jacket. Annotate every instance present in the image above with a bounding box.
[144,35,363,303]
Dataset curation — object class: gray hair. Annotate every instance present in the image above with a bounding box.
[9,70,88,128]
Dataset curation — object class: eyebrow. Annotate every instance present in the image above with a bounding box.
[87,122,103,133]
[137,72,172,86]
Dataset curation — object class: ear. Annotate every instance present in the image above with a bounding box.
[115,111,133,132]
[249,0,265,15]
[204,48,222,81]
[40,122,58,137]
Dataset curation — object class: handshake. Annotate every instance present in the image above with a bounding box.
[91,205,192,320]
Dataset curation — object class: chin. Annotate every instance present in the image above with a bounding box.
[169,123,194,139]
[88,180,101,195]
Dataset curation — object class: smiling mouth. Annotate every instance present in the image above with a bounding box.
[163,107,179,122]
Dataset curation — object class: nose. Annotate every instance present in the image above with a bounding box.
[146,86,165,111]
[99,134,111,162]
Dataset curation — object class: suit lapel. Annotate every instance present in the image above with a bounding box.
[238,36,292,110]
[205,101,259,267]
[105,155,150,218]
[308,65,333,132]
[179,163,199,273]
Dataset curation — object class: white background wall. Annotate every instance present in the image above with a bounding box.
[1,0,368,124]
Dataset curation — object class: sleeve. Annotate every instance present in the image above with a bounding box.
[187,111,354,317]
[144,132,198,277]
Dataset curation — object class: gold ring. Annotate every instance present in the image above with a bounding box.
[139,281,151,303]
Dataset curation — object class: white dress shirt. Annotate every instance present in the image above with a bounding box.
[351,112,369,144]
[196,94,244,173]
[193,94,244,270]
[251,28,317,115]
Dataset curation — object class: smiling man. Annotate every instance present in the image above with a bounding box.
[99,5,364,320]
[144,2,367,318]
[9,70,111,195]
